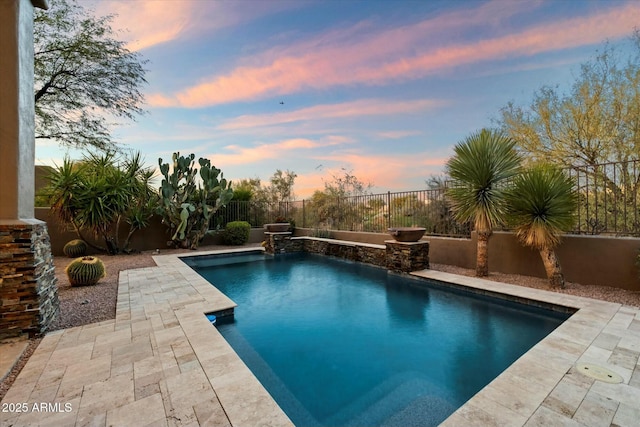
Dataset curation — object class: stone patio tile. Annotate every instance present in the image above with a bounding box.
[106,393,167,427]
[76,322,117,343]
[13,397,81,427]
[214,370,294,427]
[591,332,622,351]
[579,345,613,364]
[572,390,618,427]
[552,322,602,346]
[525,405,588,427]
[29,382,61,403]
[34,331,62,352]
[33,365,65,391]
[75,373,135,426]
[608,347,639,370]
[47,340,95,370]
[76,412,106,427]
[590,380,640,408]
[200,352,247,381]
[111,335,154,367]
[159,368,218,425]
[153,326,185,348]
[131,319,153,337]
[444,397,527,427]
[193,398,231,427]
[2,380,36,404]
[630,365,640,388]
[477,375,547,418]
[57,354,112,401]
[617,333,640,353]
[541,373,591,418]
[608,311,636,329]
[612,402,640,427]
[111,360,134,378]
[92,327,132,359]
[534,335,589,360]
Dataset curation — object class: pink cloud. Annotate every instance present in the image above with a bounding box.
[94,0,193,51]
[207,136,349,167]
[95,0,303,52]
[308,153,449,195]
[149,2,639,108]
[218,99,442,131]
[291,151,449,199]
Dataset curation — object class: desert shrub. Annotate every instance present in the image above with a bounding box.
[223,221,250,245]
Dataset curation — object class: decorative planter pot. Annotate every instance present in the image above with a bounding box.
[388,227,426,242]
[264,223,290,232]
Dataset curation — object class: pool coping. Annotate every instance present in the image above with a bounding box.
[160,248,639,427]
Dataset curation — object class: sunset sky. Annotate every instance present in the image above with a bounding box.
[35,0,640,198]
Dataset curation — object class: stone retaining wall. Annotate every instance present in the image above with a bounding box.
[0,221,59,339]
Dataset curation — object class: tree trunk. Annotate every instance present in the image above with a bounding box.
[476,231,490,277]
[539,246,565,288]
[72,221,108,253]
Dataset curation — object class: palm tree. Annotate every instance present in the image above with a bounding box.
[506,165,577,288]
[446,129,522,276]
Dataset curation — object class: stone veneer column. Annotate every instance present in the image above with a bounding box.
[385,240,430,273]
[0,0,58,340]
[264,232,296,254]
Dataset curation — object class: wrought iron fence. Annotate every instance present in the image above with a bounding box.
[567,160,640,236]
[211,159,640,237]
[212,189,471,237]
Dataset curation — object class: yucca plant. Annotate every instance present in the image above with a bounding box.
[446,128,522,276]
[46,151,157,254]
[506,165,577,288]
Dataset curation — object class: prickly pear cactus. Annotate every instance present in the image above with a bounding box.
[63,239,87,258]
[157,152,233,249]
[65,256,106,286]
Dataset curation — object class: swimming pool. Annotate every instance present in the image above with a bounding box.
[184,252,570,427]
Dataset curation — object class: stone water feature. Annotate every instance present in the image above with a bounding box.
[263,230,429,274]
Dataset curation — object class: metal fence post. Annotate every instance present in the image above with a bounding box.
[387,191,391,229]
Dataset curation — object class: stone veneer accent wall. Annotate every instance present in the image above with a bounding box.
[0,221,59,340]
[264,234,429,273]
[385,240,430,272]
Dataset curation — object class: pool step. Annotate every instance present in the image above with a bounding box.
[324,372,457,427]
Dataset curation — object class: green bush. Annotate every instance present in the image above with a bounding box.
[223,221,251,245]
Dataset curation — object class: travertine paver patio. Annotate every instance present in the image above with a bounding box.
[0,247,639,426]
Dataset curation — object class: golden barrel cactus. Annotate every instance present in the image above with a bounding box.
[65,256,106,286]
[63,239,88,258]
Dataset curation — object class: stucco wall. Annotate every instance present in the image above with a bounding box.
[294,228,640,291]
[36,208,265,255]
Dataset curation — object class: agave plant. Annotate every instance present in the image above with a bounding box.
[446,128,522,276]
[506,165,577,288]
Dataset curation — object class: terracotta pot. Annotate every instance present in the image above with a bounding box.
[388,227,426,242]
[264,223,290,232]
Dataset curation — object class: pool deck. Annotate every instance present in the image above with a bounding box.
[1,248,639,426]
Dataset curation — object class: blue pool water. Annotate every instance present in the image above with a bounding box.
[185,252,569,427]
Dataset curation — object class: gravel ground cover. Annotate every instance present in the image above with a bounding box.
[1,245,638,401]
